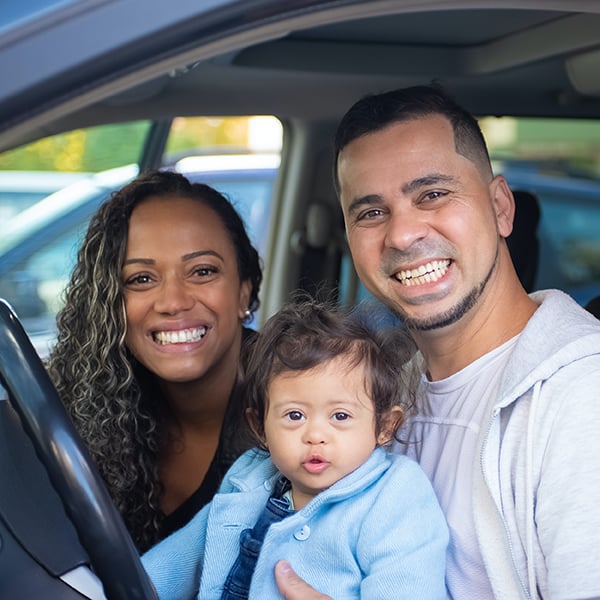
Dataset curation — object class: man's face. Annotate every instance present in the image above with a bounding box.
[338,115,513,331]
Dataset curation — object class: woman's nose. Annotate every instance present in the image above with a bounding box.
[153,278,195,315]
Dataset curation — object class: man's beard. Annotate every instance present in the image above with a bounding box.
[391,247,498,332]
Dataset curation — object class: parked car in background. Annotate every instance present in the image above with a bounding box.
[0,154,279,356]
[496,160,600,306]
[0,170,89,226]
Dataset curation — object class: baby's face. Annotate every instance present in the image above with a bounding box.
[263,356,380,510]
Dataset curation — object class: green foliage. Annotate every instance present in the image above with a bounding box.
[0,121,152,172]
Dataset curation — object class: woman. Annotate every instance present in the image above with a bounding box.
[46,170,262,552]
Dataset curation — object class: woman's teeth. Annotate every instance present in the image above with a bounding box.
[154,327,207,345]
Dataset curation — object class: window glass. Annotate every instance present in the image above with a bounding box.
[0,121,151,222]
[163,115,283,260]
[483,116,600,306]
[0,116,282,355]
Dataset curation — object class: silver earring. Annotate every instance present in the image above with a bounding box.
[244,308,251,319]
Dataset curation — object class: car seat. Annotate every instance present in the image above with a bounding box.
[584,295,600,319]
[506,190,541,293]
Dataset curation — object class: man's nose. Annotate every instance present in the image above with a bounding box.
[384,208,429,251]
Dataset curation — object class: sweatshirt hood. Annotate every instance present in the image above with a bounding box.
[497,289,600,408]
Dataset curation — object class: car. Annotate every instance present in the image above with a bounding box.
[0,170,90,226]
[495,160,600,306]
[0,154,279,356]
[2,1,600,598]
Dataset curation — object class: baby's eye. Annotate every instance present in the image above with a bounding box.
[285,410,304,421]
[332,412,350,421]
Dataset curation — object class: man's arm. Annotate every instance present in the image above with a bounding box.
[274,561,332,600]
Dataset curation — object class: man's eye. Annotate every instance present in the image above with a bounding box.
[285,410,304,421]
[357,208,384,221]
[421,190,448,202]
[332,412,350,421]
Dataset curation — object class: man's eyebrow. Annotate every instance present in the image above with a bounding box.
[123,250,223,266]
[346,194,382,215]
[401,173,456,194]
[346,173,457,214]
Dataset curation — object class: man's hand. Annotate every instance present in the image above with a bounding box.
[274,560,333,600]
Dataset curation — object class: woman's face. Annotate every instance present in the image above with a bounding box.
[122,195,251,384]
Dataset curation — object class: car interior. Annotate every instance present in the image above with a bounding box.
[3,2,600,324]
[1,1,600,598]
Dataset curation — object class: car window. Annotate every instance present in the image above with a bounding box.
[485,116,600,306]
[0,121,152,224]
[0,116,282,355]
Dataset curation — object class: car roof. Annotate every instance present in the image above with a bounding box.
[2,1,600,152]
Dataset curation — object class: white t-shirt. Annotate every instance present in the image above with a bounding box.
[394,336,518,599]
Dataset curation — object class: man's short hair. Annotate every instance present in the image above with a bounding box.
[333,84,493,194]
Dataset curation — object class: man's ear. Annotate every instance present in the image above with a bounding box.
[377,406,404,446]
[245,407,267,448]
[490,174,515,238]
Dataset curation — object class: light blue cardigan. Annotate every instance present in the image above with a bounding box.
[142,447,448,599]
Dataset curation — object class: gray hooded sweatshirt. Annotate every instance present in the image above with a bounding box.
[471,290,600,599]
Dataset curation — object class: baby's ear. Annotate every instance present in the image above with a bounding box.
[245,408,267,448]
[377,406,404,446]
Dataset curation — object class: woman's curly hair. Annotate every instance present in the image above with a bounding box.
[46,170,262,551]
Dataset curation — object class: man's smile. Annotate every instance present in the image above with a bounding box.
[394,259,451,286]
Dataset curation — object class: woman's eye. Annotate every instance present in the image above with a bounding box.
[193,265,218,277]
[285,410,304,421]
[124,273,152,286]
[332,412,350,421]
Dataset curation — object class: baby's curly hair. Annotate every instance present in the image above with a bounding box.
[243,299,417,449]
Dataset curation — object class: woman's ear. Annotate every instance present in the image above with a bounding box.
[238,279,252,321]
[245,407,267,448]
[377,406,404,446]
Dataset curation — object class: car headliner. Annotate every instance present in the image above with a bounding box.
[2,0,600,153]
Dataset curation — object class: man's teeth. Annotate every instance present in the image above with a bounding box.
[395,260,450,286]
[154,327,207,345]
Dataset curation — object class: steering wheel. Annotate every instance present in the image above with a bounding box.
[0,299,157,600]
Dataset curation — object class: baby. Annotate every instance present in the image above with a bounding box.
[143,300,448,599]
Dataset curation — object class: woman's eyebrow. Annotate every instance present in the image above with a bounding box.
[123,250,224,266]
[182,249,223,262]
[122,257,154,266]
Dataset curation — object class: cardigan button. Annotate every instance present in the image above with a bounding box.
[294,525,311,541]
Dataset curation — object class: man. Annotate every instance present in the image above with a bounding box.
[275,85,600,599]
